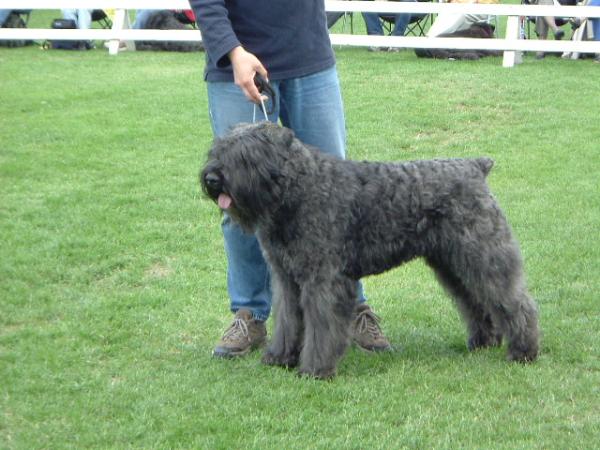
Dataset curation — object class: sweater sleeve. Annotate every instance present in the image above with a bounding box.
[189,0,240,68]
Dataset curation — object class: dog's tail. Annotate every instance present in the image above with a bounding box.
[475,157,494,177]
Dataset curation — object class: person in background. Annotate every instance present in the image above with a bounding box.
[362,0,416,52]
[428,0,499,37]
[132,9,154,29]
[589,0,600,62]
[61,9,93,30]
[0,10,13,26]
[559,0,600,61]
[59,9,94,50]
[532,0,575,59]
[189,0,392,358]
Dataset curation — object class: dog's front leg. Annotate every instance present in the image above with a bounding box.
[262,270,302,369]
[298,275,356,379]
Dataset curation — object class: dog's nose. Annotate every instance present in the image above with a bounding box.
[204,172,221,190]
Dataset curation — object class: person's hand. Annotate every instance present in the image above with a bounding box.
[229,46,269,104]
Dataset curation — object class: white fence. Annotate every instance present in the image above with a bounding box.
[1,0,600,67]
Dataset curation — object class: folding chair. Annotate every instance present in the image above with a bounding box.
[327,11,355,33]
[0,10,33,47]
[12,10,32,26]
[173,9,198,28]
[92,9,112,29]
[521,0,578,39]
[381,0,434,36]
[382,15,433,36]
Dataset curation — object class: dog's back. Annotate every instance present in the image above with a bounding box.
[333,156,499,278]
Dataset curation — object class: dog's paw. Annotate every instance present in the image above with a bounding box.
[261,349,299,368]
[467,331,503,351]
[297,366,336,380]
[507,345,538,363]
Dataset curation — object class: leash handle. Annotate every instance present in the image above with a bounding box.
[253,74,275,115]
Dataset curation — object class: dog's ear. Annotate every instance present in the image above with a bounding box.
[260,122,295,149]
[476,157,494,177]
[275,125,295,149]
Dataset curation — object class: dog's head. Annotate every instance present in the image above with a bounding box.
[200,122,295,230]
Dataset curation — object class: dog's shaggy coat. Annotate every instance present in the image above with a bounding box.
[201,122,539,379]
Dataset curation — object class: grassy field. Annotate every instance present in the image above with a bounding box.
[1,16,600,450]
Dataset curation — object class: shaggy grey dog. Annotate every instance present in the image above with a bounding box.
[201,122,539,379]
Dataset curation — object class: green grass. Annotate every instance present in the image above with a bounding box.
[1,33,599,450]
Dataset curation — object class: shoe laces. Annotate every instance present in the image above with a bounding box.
[354,308,384,339]
[222,317,250,343]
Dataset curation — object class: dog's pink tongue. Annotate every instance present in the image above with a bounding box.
[218,193,232,210]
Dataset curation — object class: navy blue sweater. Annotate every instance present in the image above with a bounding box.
[189,0,336,81]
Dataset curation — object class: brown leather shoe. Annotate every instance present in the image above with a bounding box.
[351,304,393,352]
[213,309,267,358]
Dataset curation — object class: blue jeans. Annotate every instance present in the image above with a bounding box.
[590,0,600,41]
[362,0,414,36]
[61,9,92,29]
[133,9,154,29]
[207,66,365,320]
[0,10,11,26]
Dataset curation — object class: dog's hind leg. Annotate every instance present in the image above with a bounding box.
[484,278,539,363]
[297,274,356,379]
[429,243,539,362]
[427,257,503,351]
[262,270,303,368]
[465,241,539,362]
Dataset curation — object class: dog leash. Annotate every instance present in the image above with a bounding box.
[253,99,269,122]
[252,74,275,122]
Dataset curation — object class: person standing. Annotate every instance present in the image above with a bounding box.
[189,0,392,358]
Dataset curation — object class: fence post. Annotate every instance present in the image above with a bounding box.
[503,15,523,67]
[108,8,133,55]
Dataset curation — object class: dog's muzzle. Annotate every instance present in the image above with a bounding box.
[203,172,222,196]
[202,171,233,210]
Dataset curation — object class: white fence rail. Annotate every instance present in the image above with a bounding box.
[1,0,600,67]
